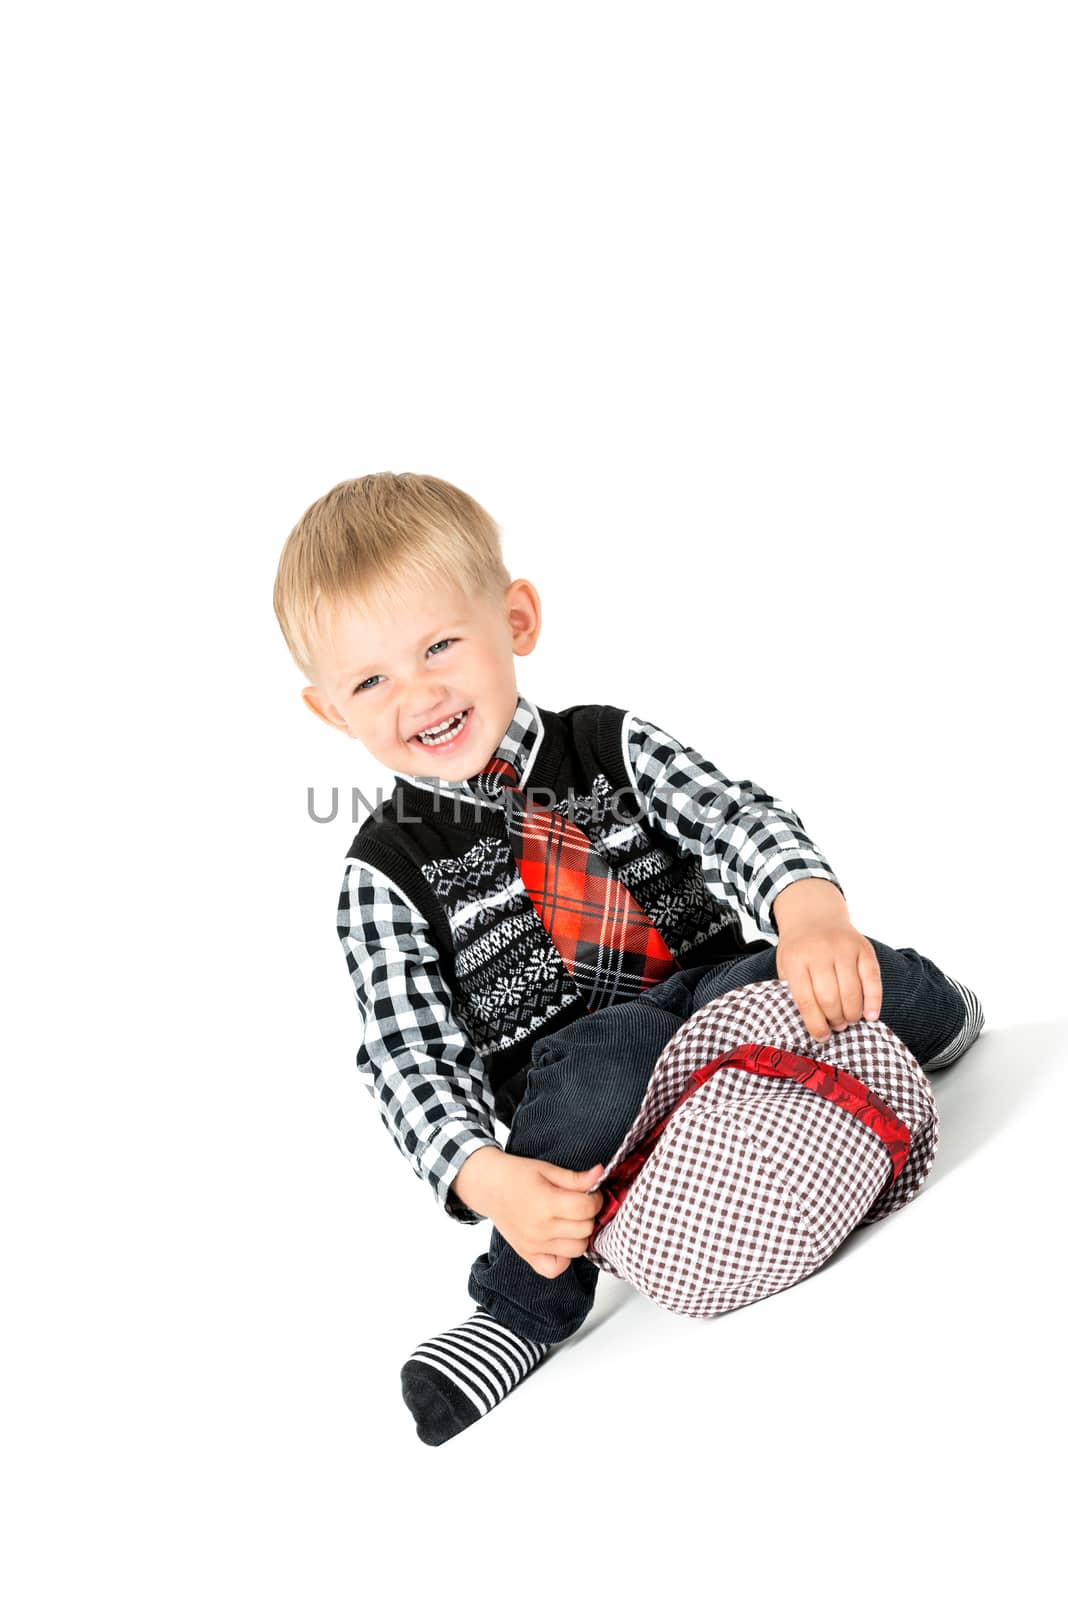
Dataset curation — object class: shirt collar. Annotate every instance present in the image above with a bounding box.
[398,691,545,796]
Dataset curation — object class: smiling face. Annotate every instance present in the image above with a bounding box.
[302,575,542,778]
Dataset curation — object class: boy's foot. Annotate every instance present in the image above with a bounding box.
[400,1309,552,1446]
[923,975,985,1070]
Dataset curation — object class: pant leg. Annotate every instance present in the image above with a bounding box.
[467,964,716,1343]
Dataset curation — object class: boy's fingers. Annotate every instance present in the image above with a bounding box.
[545,1233,592,1256]
[833,956,865,1028]
[552,1191,604,1223]
[546,1162,603,1188]
[858,944,883,1021]
[545,1215,600,1241]
[787,966,830,1042]
[531,1253,570,1278]
[786,940,883,1036]
[811,965,848,1033]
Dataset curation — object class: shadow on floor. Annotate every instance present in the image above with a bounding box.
[919,1017,1063,1185]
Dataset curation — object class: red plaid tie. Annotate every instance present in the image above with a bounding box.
[474,756,679,1010]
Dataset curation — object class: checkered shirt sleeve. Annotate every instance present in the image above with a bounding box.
[622,712,845,939]
[336,859,502,1225]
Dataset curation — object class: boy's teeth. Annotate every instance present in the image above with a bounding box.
[417,709,467,745]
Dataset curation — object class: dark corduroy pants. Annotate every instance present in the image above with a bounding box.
[467,936,970,1343]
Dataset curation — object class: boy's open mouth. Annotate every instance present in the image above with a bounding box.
[410,707,471,748]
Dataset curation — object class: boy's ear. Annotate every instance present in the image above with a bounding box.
[506,577,542,657]
[302,685,352,735]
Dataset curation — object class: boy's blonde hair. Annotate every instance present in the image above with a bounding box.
[273,472,512,681]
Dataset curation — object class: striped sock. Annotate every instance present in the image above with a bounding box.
[400,1310,552,1446]
[923,975,985,1070]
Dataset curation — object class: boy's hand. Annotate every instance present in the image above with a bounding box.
[480,1152,606,1279]
[771,878,883,1045]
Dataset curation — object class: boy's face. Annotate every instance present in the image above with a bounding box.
[302,575,542,779]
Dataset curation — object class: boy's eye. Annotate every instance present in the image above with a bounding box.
[351,639,456,694]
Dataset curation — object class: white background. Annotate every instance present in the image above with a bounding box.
[4,3,1066,1595]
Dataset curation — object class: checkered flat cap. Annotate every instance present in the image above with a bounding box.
[585,978,940,1319]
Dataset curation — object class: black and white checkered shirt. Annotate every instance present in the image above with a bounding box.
[336,694,843,1224]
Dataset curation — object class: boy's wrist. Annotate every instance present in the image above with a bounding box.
[450,1144,510,1214]
[771,876,849,934]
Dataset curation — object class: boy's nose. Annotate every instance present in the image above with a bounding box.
[406,699,454,734]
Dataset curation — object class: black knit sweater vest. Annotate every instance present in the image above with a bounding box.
[344,702,755,1101]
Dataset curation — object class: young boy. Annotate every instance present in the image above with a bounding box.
[273,471,984,1445]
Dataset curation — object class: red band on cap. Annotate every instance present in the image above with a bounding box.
[589,1041,911,1245]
